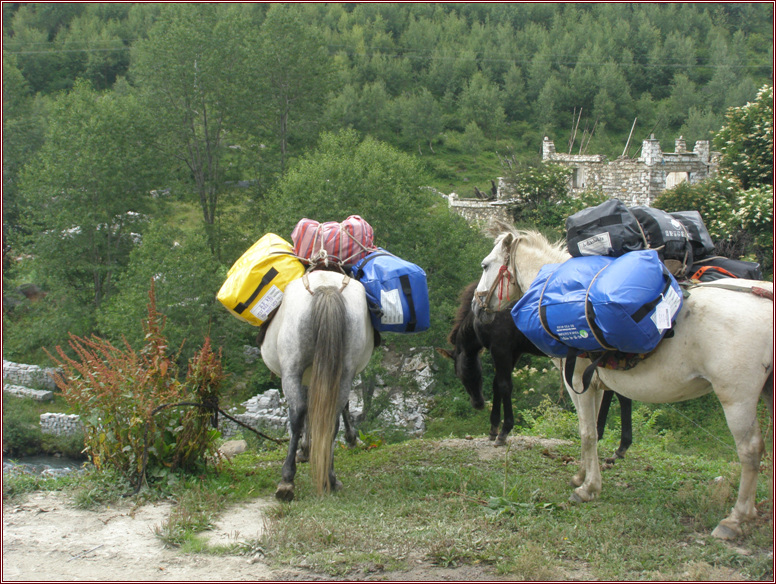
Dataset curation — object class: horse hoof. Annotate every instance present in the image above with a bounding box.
[295,453,309,464]
[332,479,344,492]
[494,435,508,447]
[275,481,295,502]
[711,521,741,540]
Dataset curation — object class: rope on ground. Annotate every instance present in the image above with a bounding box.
[124,400,288,497]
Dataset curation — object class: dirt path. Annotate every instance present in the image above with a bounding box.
[3,491,292,581]
[3,436,572,582]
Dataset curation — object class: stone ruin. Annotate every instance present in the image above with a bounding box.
[446,134,720,226]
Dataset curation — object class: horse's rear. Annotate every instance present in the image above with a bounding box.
[261,271,374,501]
[576,280,773,538]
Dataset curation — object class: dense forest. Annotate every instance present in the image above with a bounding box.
[2,3,773,389]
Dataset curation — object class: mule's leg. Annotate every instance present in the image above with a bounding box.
[711,397,764,539]
[493,365,514,446]
[614,394,633,459]
[296,414,310,463]
[596,390,614,440]
[489,390,502,441]
[329,414,344,492]
[341,403,358,448]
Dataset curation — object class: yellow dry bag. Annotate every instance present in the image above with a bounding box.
[217,233,305,326]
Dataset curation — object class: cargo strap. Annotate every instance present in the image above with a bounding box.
[234,268,278,314]
[301,272,350,296]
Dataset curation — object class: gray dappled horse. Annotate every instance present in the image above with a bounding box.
[261,271,374,501]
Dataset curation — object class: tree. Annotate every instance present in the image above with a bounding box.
[97,222,235,362]
[257,130,490,346]
[11,80,160,354]
[397,89,443,154]
[654,85,774,276]
[458,72,506,136]
[19,80,160,311]
[254,4,334,174]
[130,4,257,251]
[714,85,773,190]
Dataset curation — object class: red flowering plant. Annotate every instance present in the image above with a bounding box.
[48,281,225,490]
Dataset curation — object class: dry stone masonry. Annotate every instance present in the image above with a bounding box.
[446,134,720,226]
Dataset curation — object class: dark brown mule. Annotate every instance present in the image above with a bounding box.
[439,282,632,457]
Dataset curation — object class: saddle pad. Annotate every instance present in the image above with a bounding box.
[291,215,375,267]
[353,249,430,333]
[217,233,305,326]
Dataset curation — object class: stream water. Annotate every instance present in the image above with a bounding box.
[2,454,86,477]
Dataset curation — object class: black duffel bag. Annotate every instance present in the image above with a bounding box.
[566,198,647,257]
[630,206,693,277]
[670,210,715,260]
[689,256,763,282]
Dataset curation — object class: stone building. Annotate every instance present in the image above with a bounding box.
[541,135,720,206]
[446,135,720,225]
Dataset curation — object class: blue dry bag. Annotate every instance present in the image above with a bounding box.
[512,250,682,358]
[353,249,430,333]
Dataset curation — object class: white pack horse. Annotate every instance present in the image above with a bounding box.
[472,220,773,539]
[261,270,374,501]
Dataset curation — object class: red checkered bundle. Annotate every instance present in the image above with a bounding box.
[291,215,376,267]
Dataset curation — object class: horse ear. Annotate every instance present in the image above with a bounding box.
[435,347,454,360]
[501,232,514,250]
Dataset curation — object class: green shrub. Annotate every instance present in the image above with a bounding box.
[47,282,225,490]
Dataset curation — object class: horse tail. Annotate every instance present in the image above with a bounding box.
[309,286,346,495]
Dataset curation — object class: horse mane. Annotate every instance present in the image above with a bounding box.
[484,219,569,266]
[448,281,478,345]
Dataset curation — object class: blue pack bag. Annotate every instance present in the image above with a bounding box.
[512,250,682,357]
[352,249,430,333]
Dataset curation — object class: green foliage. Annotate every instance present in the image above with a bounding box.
[257,130,490,347]
[47,284,225,489]
[17,79,159,311]
[96,221,237,363]
[714,85,774,190]
[499,152,607,237]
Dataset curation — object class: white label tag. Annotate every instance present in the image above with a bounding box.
[650,286,681,332]
[379,288,404,325]
[250,285,283,321]
[577,232,613,256]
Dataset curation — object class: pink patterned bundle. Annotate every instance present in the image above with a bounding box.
[291,215,376,267]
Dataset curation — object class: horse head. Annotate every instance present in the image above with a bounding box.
[437,282,486,409]
[472,220,522,323]
[472,220,569,323]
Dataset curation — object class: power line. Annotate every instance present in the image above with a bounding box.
[3,42,769,71]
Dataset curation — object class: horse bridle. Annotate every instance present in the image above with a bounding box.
[473,241,522,314]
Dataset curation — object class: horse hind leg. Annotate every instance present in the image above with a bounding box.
[276,394,306,502]
[711,396,765,539]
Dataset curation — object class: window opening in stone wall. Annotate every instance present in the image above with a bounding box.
[572,167,585,188]
[666,172,689,189]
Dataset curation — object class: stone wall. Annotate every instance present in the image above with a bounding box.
[446,134,720,226]
[40,413,83,436]
[3,360,60,391]
[542,135,719,207]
